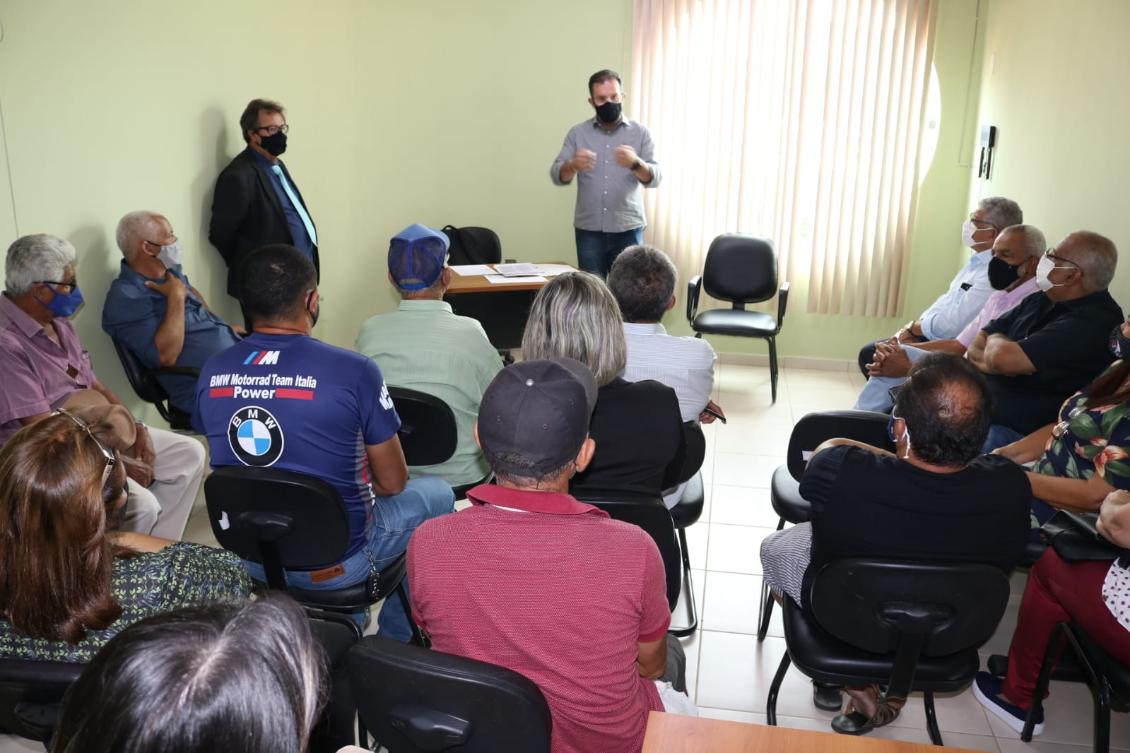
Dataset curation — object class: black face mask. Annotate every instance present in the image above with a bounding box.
[1110,323,1130,359]
[595,101,622,124]
[987,255,1023,290]
[260,131,288,156]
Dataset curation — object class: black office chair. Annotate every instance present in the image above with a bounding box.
[111,337,197,431]
[1024,621,1130,752]
[440,225,503,266]
[348,636,551,753]
[0,658,84,743]
[686,234,790,402]
[766,559,1010,746]
[665,422,707,636]
[389,386,489,500]
[759,409,892,640]
[574,494,683,627]
[204,466,420,643]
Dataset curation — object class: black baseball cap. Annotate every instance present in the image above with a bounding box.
[477,358,598,477]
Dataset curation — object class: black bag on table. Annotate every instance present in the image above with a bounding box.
[441,225,502,266]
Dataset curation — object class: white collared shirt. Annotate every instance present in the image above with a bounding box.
[621,321,716,422]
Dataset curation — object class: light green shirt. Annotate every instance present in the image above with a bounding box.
[355,299,502,486]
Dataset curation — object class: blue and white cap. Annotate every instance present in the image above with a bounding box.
[388,223,450,291]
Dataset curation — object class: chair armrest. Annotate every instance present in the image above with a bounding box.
[687,276,703,324]
[150,366,201,378]
[776,282,791,326]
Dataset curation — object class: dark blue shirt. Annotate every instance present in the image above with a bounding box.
[102,261,240,414]
[193,333,401,556]
[250,149,315,257]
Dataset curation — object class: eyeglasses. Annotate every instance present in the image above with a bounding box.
[53,408,117,483]
[37,278,77,292]
[256,124,289,136]
[1044,249,1081,270]
[143,236,177,248]
[1051,405,1087,439]
[968,213,1000,230]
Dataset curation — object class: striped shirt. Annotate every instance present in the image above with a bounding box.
[621,322,716,422]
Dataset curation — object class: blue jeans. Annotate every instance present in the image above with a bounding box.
[575,227,644,277]
[243,475,454,642]
[853,346,931,412]
[981,424,1024,454]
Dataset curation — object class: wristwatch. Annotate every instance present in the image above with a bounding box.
[632,159,644,171]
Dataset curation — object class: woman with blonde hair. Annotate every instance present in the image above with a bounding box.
[0,408,249,662]
[523,271,685,499]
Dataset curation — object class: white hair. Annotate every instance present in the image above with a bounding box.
[5,234,77,295]
[1063,230,1118,292]
[1000,224,1046,259]
[115,211,164,260]
[978,196,1023,230]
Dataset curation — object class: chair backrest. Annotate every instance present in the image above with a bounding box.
[389,387,458,467]
[0,658,85,742]
[810,559,1010,659]
[348,636,551,753]
[204,466,351,583]
[441,225,503,266]
[575,495,682,610]
[702,234,777,304]
[786,409,894,480]
[111,337,171,406]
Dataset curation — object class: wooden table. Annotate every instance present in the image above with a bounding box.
[641,712,983,753]
[443,263,573,350]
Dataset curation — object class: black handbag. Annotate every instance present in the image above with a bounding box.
[1043,510,1129,563]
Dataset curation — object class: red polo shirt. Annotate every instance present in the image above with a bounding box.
[408,484,670,753]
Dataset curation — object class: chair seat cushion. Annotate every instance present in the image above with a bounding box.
[693,309,778,338]
[255,580,372,610]
[671,473,704,529]
[771,465,812,524]
[783,598,979,692]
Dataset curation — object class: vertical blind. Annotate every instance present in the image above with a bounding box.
[632,0,934,316]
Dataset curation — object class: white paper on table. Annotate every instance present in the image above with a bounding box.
[494,262,540,277]
[531,264,575,276]
[484,274,547,285]
[449,264,496,276]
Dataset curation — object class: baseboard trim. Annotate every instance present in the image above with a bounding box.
[717,353,854,372]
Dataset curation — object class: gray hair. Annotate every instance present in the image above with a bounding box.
[607,245,677,323]
[522,272,627,387]
[978,196,1023,230]
[1061,230,1118,292]
[115,211,164,260]
[999,224,1046,259]
[5,234,77,295]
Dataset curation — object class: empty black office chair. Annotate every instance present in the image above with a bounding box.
[0,658,84,743]
[766,559,1010,746]
[348,636,551,753]
[204,466,419,642]
[575,494,683,629]
[1024,621,1130,752]
[389,386,489,499]
[111,337,197,431]
[440,225,503,266]
[759,409,892,640]
[686,234,790,402]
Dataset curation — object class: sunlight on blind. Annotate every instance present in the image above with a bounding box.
[632,0,934,316]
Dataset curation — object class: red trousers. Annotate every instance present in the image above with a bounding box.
[1003,548,1130,708]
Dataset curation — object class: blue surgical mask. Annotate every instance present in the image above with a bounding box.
[40,283,84,318]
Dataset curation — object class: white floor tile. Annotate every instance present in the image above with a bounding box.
[683,520,709,571]
[702,571,762,634]
[0,737,42,753]
[709,485,780,528]
[705,524,777,574]
[712,453,783,488]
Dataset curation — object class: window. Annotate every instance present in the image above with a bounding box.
[632,0,935,316]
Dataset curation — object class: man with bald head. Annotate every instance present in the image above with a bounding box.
[854,224,1045,413]
[969,230,1123,451]
[760,353,1031,732]
[103,210,240,417]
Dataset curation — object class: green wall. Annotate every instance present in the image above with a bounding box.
[0,0,1025,416]
[968,0,1130,303]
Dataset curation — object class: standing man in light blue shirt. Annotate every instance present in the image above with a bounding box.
[856,196,1023,376]
[355,224,503,489]
[551,69,663,277]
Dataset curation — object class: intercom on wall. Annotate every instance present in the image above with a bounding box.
[978,125,997,179]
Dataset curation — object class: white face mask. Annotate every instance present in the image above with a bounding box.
[157,240,184,268]
[961,218,981,249]
[1035,254,1072,292]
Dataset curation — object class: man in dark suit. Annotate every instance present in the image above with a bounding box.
[209,98,318,297]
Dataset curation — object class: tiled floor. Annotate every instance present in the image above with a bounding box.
[4,360,1128,752]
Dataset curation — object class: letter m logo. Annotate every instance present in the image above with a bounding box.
[258,350,281,365]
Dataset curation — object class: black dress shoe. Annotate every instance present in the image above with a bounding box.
[831,711,874,735]
[812,681,843,711]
